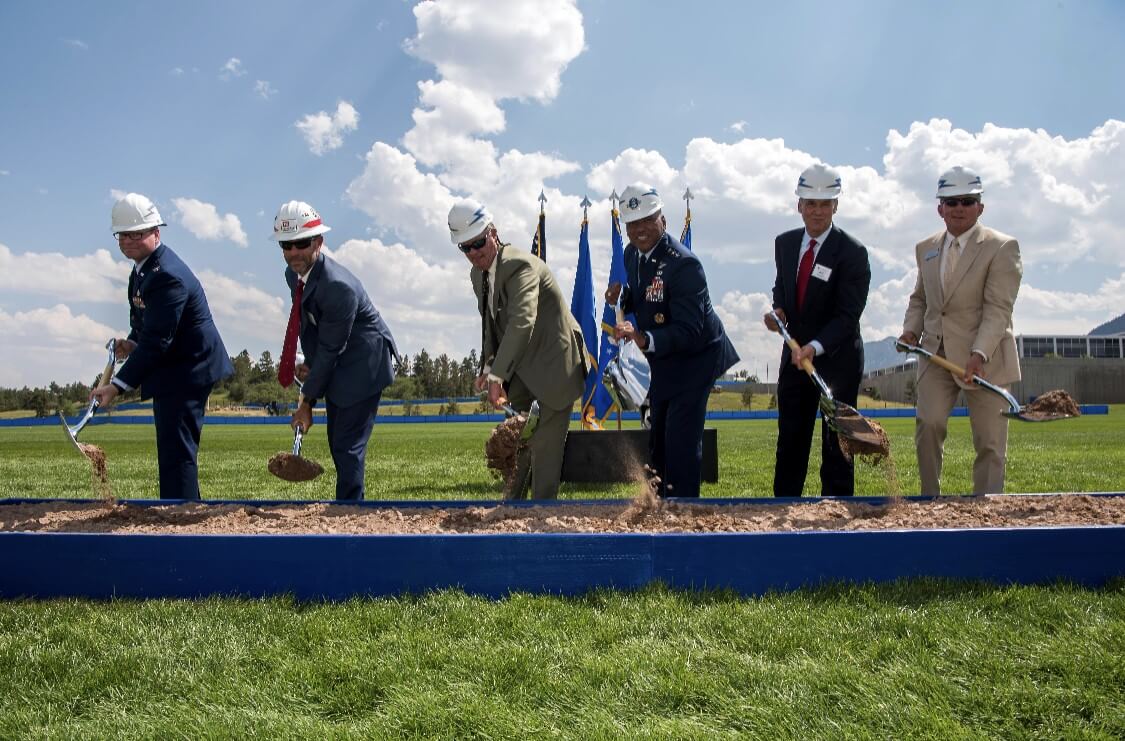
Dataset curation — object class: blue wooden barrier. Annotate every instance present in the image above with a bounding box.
[0,405,1110,427]
[1,496,1121,600]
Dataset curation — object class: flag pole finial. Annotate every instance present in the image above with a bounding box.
[538,190,547,213]
[610,189,619,207]
[683,187,693,205]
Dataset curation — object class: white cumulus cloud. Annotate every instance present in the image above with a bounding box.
[295,101,359,155]
[255,80,277,99]
[170,198,248,247]
[0,305,121,387]
[0,243,125,304]
[219,57,245,80]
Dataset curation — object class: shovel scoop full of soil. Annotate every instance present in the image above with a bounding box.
[485,415,528,486]
[267,452,324,482]
[1021,389,1081,420]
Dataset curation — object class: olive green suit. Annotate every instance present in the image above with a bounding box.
[472,245,587,499]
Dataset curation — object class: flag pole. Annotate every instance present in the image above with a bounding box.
[610,188,623,431]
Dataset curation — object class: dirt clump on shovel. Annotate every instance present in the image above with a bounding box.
[267,452,324,482]
[836,412,891,464]
[1022,389,1081,420]
[485,415,527,486]
[77,443,113,501]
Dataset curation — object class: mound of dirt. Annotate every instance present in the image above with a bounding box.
[2,495,1122,535]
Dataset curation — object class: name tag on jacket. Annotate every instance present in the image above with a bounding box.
[812,264,832,281]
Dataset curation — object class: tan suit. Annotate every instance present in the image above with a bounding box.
[473,245,586,499]
[902,223,1022,494]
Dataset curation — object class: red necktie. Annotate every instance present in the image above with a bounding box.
[277,280,303,387]
[796,238,817,311]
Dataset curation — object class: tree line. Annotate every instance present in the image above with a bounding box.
[0,348,484,416]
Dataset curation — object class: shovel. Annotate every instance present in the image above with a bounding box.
[894,340,1078,422]
[499,400,540,500]
[60,338,117,455]
[267,353,325,481]
[769,311,887,450]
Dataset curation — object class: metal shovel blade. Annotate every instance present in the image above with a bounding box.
[894,340,1076,423]
[769,311,886,447]
[60,338,117,455]
[497,401,540,500]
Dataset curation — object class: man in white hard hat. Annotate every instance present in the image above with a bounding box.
[898,166,1022,495]
[272,201,399,501]
[606,184,738,498]
[764,164,872,497]
[90,193,234,500]
[449,198,587,500]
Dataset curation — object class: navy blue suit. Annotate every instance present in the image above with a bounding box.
[771,225,871,496]
[286,253,398,500]
[621,233,738,497]
[116,243,233,500]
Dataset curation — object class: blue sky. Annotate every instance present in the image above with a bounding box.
[1,0,1123,387]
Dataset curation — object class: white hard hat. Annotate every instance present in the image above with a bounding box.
[795,164,842,200]
[111,193,166,234]
[935,166,983,198]
[447,199,492,244]
[271,200,331,242]
[618,183,663,224]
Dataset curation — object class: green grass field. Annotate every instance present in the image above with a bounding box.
[1,414,1123,737]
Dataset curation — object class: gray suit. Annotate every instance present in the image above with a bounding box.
[472,245,586,499]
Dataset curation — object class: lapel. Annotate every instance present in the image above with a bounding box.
[783,231,801,311]
[635,234,667,293]
[301,255,324,309]
[136,243,166,284]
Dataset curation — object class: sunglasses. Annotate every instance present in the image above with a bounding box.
[116,227,157,241]
[279,237,317,252]
[941,197,980,208]
[458,234,488,253]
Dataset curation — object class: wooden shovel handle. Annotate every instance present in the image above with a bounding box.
[922,351,969,378]
[782,335,817,376]
[97,359,115,388]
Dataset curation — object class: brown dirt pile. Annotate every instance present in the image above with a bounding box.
[1022,389,1081,420]
[267,452,324,482]
[3,495,1122,535]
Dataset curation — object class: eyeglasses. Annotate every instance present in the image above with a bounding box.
[116,227,157,241]
[279,237,317,252]
[458,234,488,253]
[941,197,980,208]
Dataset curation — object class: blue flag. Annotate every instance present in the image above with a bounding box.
[680,207,692,251]
[590,206,630,425]
[570,214,600,429]
[531,210,546,262]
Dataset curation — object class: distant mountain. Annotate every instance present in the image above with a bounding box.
[1090,312,1125,336]
[863,336,910,374]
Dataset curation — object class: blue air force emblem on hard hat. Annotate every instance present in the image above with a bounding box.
[468,207,487,226]
[627,197,639,210]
